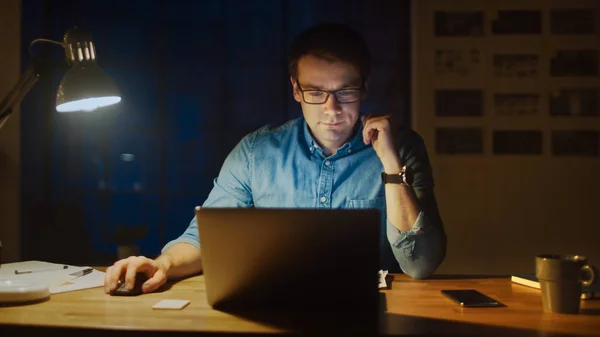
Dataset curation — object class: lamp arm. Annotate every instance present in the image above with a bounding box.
[0,59,44,129]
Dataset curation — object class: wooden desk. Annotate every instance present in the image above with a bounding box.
[380,275,600,336]
[1,272,599,336]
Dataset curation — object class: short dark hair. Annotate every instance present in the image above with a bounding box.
[288,22,371,85]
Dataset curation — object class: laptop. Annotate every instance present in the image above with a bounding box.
[195,207,381,313]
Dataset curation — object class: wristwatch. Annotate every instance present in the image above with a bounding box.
[381,165,413,186]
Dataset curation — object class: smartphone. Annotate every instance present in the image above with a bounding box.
[441,289,504,307]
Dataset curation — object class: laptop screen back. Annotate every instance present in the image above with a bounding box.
[196,207,381,312]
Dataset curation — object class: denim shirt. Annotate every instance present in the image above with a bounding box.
[163,116,447,279]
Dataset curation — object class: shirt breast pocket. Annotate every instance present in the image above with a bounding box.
[349,196,386,210]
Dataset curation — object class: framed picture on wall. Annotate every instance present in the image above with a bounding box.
[493,130,543,155]
[550,9,595,35]
[494,93,540,116]
[552,130,599,156]
[434,48,483,77]
[493,54,539,78]
[550,88,599,116]
[436,128,483,154]
[492,10,542,34]
[435,89,483,117]
[550,50,598,77]
[434,10,484,36]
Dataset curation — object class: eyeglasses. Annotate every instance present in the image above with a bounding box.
[297,85,363,104]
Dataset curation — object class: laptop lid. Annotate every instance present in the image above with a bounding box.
[195,207,381,312]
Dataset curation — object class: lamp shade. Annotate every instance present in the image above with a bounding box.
[55,26,121,113]
[55,64,121,112]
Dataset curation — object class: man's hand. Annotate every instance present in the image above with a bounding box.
[362,114,402,172]
[104,255,170,294]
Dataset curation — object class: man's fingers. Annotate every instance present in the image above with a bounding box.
[363,120,384,145]
[124,257,150,290]
[363,117,374,144]
[362,114,392,144]
[103,256,163,294]
[104,257,132,293]
[371,130,379,142]
[142,269,167,293]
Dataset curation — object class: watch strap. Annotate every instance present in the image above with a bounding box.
[381,172,408,185]
[381,165,411,185]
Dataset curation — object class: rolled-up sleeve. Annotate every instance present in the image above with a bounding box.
[386,129,447,279]
[161,131,256,253]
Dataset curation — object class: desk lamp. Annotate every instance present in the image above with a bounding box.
[0,26,121,130]
[0,27,120,305]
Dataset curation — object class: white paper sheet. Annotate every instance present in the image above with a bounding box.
[0,260,105,294]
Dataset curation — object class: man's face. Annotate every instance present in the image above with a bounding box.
[291,55,364,151]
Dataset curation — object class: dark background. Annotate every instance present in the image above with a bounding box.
[19,0,411,265]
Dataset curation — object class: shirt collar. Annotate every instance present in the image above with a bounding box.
[302,116,368,156]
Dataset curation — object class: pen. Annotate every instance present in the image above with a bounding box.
[15,265,69,275]
[69,267,94,278]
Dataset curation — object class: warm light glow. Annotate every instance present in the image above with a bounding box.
[56,96,121,113]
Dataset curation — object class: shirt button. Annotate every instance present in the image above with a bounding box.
[347,149,352,153]
[309,146,313,151]
[325,161,331,166]
[320,196,327,203]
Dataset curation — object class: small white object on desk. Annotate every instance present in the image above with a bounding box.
[378,270,389,289]
[0,279,50,304]
[152,299,191,310]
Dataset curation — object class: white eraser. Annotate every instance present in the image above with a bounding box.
[152,299,190,310]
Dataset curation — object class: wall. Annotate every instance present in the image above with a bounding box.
[0,0,21,263]
[412,0,600,275]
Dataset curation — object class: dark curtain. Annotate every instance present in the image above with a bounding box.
[20,0,411,265]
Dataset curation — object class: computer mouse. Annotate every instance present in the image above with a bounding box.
[110,272,149,296]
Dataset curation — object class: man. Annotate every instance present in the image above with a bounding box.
[104,22,446,295]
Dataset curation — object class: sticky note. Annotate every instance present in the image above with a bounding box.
[152,299,190,310]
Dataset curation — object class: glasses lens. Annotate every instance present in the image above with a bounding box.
[335,89,361,103]
[303,91,328,104]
